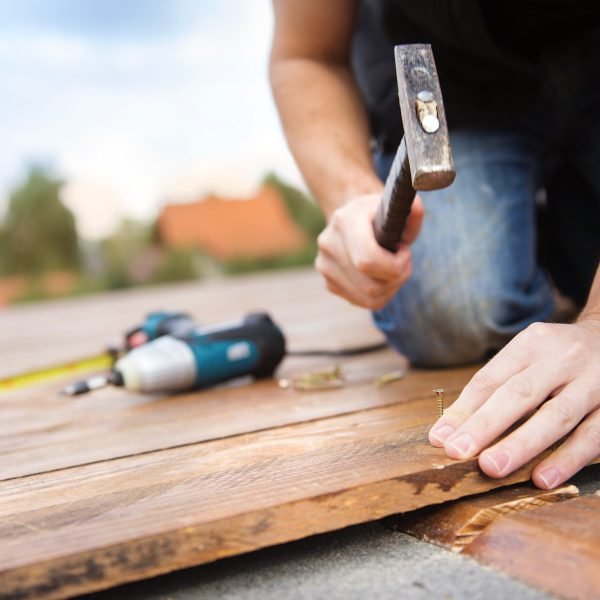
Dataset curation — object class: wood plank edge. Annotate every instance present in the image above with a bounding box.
[385,483,579,552]
[2,452,588,599]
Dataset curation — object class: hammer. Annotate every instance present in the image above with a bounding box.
[374,44,455,251]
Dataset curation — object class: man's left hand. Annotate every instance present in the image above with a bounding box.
[428,318,600,489]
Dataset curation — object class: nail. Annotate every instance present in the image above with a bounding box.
[430,424,455,444]
[480,448,511,475]
[538,467,561,489]
[446,433,475,457]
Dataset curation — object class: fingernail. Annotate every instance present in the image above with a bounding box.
[430,424,455,444]
[480,448,511,475]
[538,468,561,489]
[447,433,475,457]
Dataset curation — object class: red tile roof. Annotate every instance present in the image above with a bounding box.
[158,186,306,260]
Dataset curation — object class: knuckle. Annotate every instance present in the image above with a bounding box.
[545,397,579,428]
[524,321,551,341]
[564,341,585,362]
[581,423,600,448]
[507,374,534,401]
[330,210,344,231]
[469,369,496,394]
[473,413,497,437]
[356,256,375,275]
[316,232,330,253]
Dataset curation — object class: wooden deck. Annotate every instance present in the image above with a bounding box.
[0,269,593,598]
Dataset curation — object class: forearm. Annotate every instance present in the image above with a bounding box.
[578,262,600,322]
[270,56,381,219]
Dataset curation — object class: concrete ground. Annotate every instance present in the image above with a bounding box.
[85,464,600,600]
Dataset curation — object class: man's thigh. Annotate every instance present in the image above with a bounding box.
[373,129,554,366]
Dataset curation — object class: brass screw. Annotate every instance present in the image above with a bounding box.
[433,388,444,418]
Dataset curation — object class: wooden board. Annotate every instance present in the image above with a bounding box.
[464,495,600,600]
[386,483,579,551]
[0,404,575,599]
[0,353,474,480]
[1,269,597,598]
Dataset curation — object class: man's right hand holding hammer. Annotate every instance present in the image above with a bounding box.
[269,1,424,311]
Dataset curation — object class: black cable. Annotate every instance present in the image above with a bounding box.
[287,342,388,357]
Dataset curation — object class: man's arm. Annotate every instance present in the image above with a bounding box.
[429,264,600,489]
[270,0,423,309]
[270,0,380,215]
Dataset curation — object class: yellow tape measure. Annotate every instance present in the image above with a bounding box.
[0,352,115,392]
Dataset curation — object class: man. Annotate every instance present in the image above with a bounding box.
[270,0,600,489]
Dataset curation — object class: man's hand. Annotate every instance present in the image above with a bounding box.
[429,317,600,489]
[315,193,424,310]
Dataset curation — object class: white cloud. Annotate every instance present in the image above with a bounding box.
[0,0,305,239]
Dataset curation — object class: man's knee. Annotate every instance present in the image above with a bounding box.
[374,296,497,367]
[373,279,553,367]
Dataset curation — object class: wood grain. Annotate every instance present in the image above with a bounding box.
[1,400,586,600]
[386,483,579,551]
[0,351,477,480]
[464,495,600,600]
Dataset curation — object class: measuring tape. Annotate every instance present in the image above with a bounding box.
[0,352,115,392]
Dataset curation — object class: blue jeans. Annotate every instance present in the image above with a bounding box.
[373,121,600,366]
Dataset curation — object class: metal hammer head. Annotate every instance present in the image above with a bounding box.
[394,44,455,191]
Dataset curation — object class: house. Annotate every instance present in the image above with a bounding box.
[158,185,306,260]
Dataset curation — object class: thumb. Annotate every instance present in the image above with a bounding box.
[401,195,425,245]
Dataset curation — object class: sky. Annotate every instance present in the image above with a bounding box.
[0,0,303,238]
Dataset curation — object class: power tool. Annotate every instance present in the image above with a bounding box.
[63,313,286,395]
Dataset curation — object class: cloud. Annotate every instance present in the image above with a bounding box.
[0,1,304,239]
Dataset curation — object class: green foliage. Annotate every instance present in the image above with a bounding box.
[1,166,80,275]
[150,248,199,284]
[95,219,202,289]
[97,219,154,290]
[262,173,325,239]
[222,242,318,276]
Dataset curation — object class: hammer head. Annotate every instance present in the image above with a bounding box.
[394,44,455,191]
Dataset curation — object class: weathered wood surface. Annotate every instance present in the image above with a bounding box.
[0,353,475,481]
[0,403,574,599]
[387,483,579,552]
[464,495,600,600]
[1,269,596,598]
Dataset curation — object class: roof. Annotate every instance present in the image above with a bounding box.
[158,185,306,260]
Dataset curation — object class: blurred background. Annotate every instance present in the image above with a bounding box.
[0,0,324,305]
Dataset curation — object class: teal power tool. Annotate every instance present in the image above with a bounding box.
[63,313,286,395]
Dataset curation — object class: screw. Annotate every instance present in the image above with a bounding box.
[433,388,444,418]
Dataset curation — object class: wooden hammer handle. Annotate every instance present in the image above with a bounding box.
[373,138,416,252]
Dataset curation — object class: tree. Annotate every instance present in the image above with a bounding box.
[2,167,80,275]
[262,173,326,238]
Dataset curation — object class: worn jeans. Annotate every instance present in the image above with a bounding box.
[372,93,600,367]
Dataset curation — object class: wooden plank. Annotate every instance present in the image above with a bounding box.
[2,400,593,599]
[386,483,579,551]
[464,495,600,600]
[0,354,478,480]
